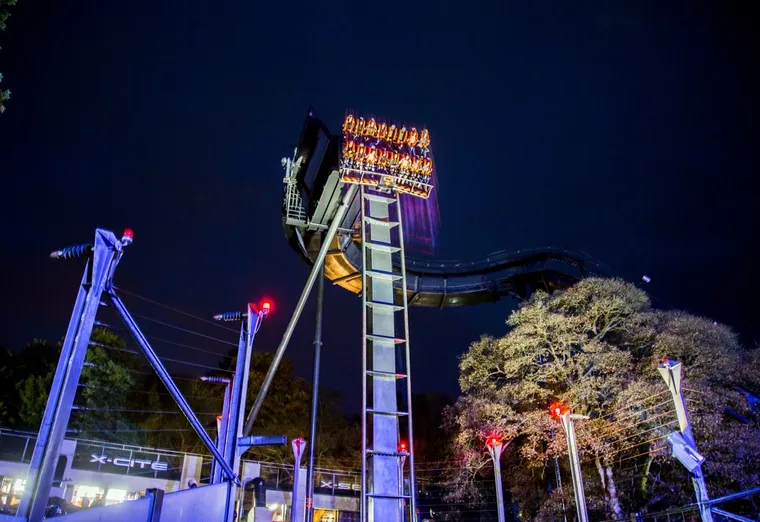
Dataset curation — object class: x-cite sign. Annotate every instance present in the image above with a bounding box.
[320,480,360,491]
[90,454,169,472]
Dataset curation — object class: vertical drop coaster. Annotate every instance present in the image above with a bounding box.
[339,115,434,522]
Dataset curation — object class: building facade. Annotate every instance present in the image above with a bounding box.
[0,429,359,521]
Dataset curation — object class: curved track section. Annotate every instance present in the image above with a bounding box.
[281,110,609,307]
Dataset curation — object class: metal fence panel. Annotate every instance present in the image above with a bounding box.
[160,482,229,521]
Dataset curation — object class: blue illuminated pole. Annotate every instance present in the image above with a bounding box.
[19,229,130,522]
[213,303,269,522]
[202,376,231,485]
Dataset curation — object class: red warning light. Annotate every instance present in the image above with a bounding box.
[262,300,272,311]
[399,441,408,452]
[486,436,501,448]
[549,402,569,418]
[121,228,134,245]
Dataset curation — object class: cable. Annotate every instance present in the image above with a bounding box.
[608,418,678,448]
[72,407,220,415]
[115,286,239,334]
[587,390,672,426]
[78,384,221,402]
[95,320,233,359]
[66,428,206,434]
[588,397,674,431]
[89,341,232,374]
[147,334,234,359]
[604,431,673,462]
[614,447,669,466]
[131,314,238,347]
[588,407,677,439]
[103,366,208,384]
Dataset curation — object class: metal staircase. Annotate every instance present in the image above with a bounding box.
[360,186,417,522]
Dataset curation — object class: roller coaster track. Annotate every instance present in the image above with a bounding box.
[282,110,609,307]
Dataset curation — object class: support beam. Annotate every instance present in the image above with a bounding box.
[244,184,357,435]
[109,291,238,484]
[305,264,325,522]
[20,229,124,522]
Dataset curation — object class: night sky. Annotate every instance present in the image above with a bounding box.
[1,1,758,412]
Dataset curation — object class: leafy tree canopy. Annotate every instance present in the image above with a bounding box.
[446,278,760,520]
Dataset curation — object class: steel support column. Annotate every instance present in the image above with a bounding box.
[223,305,262,522]
[560,412,589,522]
[305,263,325,522]
[20,229,124,522]
[245,183,357,435]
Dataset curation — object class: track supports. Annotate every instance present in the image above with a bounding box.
[19,229,127,522]
[244,183,357,435]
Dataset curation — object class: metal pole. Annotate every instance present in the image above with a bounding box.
[20,229,125,522]
[486,440,506,522]
[551,430,568,522]
[398,455,407,522]
[560,412,589,522]
[359,185,368,522]
[224,306,262,522]
[108,291,239,483]
[291,437,306,522]
[208,377,232,485]
[396,193,418,522]
[305,262,325,522]
[245,183,357,435]
[227,307,260,472]
[658,361,714,522]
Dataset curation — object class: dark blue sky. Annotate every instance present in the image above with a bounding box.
[1,1,757,409]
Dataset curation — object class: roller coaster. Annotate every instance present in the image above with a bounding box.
[282,109,610,307]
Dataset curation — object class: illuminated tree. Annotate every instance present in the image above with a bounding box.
[446,278,760,519]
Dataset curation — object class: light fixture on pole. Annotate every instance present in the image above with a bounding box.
[486,436,506,522]
[291,437,307,522]
[553,404,589,522]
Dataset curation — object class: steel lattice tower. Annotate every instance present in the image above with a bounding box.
[360,187,417,522]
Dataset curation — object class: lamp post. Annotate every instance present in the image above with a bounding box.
[486,436,506,522]
[291,437,306,522]
[554,407,589,522]
[658,358,713,522]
